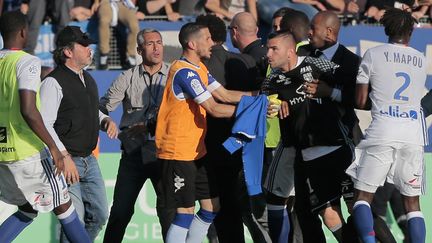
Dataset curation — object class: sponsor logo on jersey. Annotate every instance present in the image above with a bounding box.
[379,105,417,120]
[187,71,196,79]
[289,85,322,106]
[0,127,15,153]
[300,65,314,82]
[0,147,15,153]
[34,194,42,203]
[0,127,7,143]
[29,65,39,74]
[275,75,291,85]
[302,73,313,82]
[405,174,421,189]
[39,198,52,207]
[296,85,306,96]
[174,173,185,193]
[300,65,312,74]
[286,85,306,105]
[34,192,52,207]
[190,79,205,95]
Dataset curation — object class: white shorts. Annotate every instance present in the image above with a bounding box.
[264,144,295,198]
[0,150,70,213]
[346,143,425,196]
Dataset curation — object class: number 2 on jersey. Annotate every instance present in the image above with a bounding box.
[394,72,410,101]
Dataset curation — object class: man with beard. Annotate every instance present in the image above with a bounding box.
[39,26,118,243]
[155,22,255,243]
[196,14,264,243]
[263,30,354,243]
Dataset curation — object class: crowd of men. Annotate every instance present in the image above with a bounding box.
[0,2,430,243]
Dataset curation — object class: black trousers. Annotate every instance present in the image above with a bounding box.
[294,145,353,243]
[207,147,271,243]
[206,149,247,243]
[103,143,175,243]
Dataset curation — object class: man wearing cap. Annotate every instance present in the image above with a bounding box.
[39,26,118,242]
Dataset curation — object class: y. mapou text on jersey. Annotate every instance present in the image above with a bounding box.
[357,43,427,146]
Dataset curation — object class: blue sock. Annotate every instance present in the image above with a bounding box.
[353,201,376,243]
[57,206,91,243]
[267,204,290,243]
[195,208,217,223]
[407,211,426,243]
[186,209,217,243]
[166,213,194,243]
[0,211,34,243]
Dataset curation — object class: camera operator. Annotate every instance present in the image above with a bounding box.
[99,28,175,243]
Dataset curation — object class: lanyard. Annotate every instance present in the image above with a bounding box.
[145,74,163,106]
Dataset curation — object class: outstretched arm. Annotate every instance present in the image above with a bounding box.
[200,96,236,118]
[211,85,258,104]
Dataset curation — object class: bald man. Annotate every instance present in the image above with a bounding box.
[292,11,361,242]
[230,12,260,52]
[229,12,267,90]
[227,11,273,243]
[308,11,362,150]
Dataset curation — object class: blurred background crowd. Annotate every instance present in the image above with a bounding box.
[0,0,431,70]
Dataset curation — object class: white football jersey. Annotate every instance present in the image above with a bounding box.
[357,43,427,145]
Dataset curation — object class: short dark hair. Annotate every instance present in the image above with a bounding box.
[280,10,309,32]
[280,10,310,42]
[381,8,416,40]
[272,7,294,20]
[52,43,75,65]
[195,14,226,44]
[178,22,207,49]
[268,30,295,42]
[0,10,27,42]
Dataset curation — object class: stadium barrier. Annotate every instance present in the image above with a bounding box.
[1,21,431,243]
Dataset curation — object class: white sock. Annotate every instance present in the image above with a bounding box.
[166,224,188,243]
[56,204,75,220]
[186,214,212,243]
